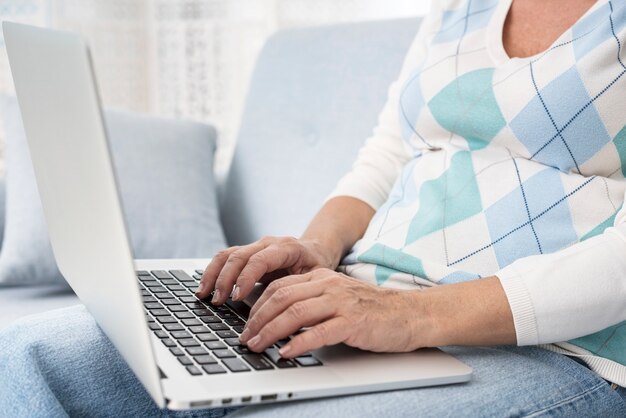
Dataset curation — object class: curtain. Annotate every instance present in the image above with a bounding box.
[0,0,429,170]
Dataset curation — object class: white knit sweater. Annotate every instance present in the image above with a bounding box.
[330,0,626,386]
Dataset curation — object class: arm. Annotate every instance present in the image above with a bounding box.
[300,196,375,270]
[242,207,626,357]
[198,15,429,304]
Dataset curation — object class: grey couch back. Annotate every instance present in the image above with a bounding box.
[220,18,421,246]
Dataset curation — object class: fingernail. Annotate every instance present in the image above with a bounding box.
[232,286,240,301]
[211,290,221,304]
[247,335,261,349]
[239,328,250,342]
[278,345,291,358]
[195,282,204,296]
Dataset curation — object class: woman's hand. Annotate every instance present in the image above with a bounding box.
[239,268,433,358]
[196,237,338,305]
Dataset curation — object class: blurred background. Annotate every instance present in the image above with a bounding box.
[0,0,429,173]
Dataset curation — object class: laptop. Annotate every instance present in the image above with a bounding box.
[2,21,472,410]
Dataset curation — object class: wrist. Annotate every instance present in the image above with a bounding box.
[300,235,346,269]
[405,289,443,348]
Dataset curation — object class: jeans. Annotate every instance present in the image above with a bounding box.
[0,305,624,418]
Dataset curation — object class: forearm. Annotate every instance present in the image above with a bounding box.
[301,196,375,269]
[417,276,517,347]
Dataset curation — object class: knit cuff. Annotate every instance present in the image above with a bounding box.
[496,265,540,346]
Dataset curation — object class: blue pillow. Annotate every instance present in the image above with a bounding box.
[0,98,226,286]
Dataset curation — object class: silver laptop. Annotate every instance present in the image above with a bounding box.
[3,21,472,410]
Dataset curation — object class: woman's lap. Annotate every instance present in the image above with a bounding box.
[0,305,624,418]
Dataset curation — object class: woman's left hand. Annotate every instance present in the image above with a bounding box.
[238,268,432,358]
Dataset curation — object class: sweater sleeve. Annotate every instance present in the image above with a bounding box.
[327,12,439,210]
[496,191,626,345]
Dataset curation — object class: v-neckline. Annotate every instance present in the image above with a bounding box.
[486,0,607,65]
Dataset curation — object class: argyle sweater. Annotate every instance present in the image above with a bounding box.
[330,0,626,386]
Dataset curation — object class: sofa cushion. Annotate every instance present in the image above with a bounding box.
[0,98,227,285]
[220,18,421,245]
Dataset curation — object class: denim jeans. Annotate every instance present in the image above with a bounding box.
[0,305,624,418]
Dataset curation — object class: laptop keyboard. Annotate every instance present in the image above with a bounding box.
[138,270,323,376]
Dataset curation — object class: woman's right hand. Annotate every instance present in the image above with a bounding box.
[195,236,338,305]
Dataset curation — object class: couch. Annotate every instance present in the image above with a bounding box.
[0,18,421,329]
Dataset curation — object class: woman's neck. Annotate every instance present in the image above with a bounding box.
[502,0,598,58]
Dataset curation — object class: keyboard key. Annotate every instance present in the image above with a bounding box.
[242,354,274,370]
[213,349,236,358]
[194,355,217,365]
[148,323,162,331]
[205,341,227,350]
[164,323,184,332]
[136,270,151,276]
[211,305,231,313]
[234,346,253,355]
[141,289,151,296]
[182,319,203,327]
[199,316,221,324]
[189,326,213,335]
[144,302,163,310]
[142,296,156,304]
[167,285,186,292]
[178,356,193,366]
[143,281,162,288]
[224,338,242,347]
[232,326,245,334]
[174,311,195,320]
[264,348,297,368]
[178,338,200,347]
[222,358,251,373]
[154,293,173,300]
[155,330,168,339]
[186,347,209,356]
[216,330,238,339]
[208,323,229,331]
[151,309,170,317]
[173,290,191,297]
[151,270,172,280]
[195,270,205,275]
[215,311,237,319]
[161,279,178,286]
[151,286,169,294]
[170,347,185,356]
[168,305,188,312]
[193,309,213,317]
[275,339,290,348]
[171,331,192,340]
[202,364,226,375]
[186,302,208,310]
[196,332,218,342]
[170,270,194,282]
[184,284,199,292]
[295,356,323,367]
[181,296,199,303]
[186,365,202,376]
[156,316,178,324]
[224,318,245,327]
[160,299,180,306]
[161,338,176,348]
[193,274,202,280]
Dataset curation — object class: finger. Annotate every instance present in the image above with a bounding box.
[196,247,239,299]
[278,317,349,358]
[211,242,270,304]
[241,279,331,343]
[232,242,306,302]
[248,273,314,319]
[245,295,335,353]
